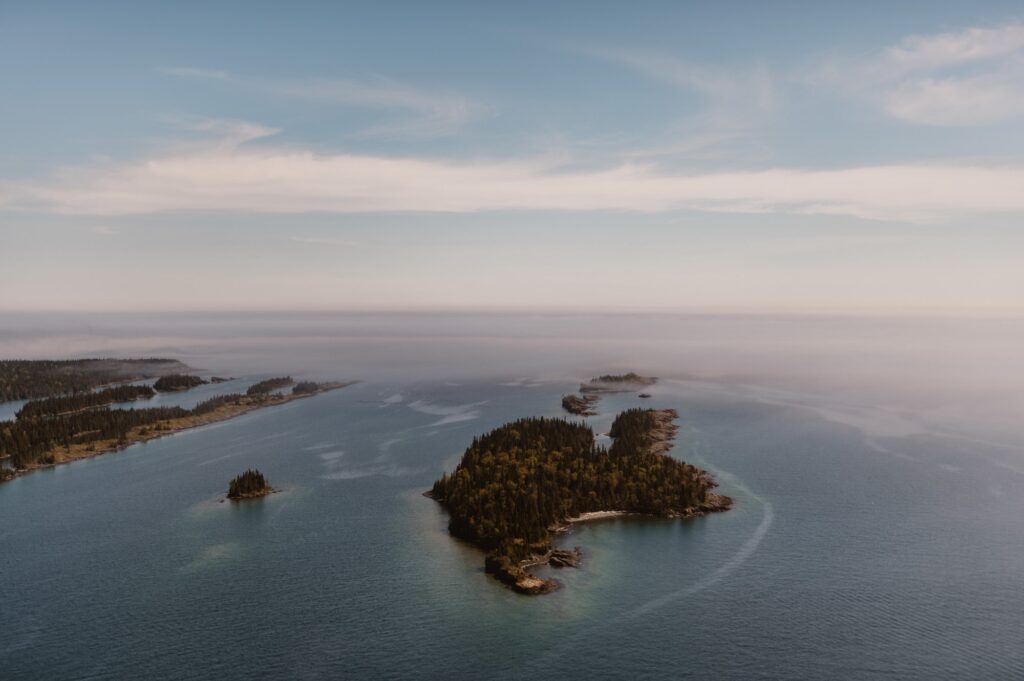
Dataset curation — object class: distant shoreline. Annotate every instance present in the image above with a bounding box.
[1,382,354,483]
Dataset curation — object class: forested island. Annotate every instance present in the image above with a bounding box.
[16,384,155,419]
[561,372,658,417]
[0,361,352,481]
[227,468,273,500]
[153,374,207,392]
[428,407,731,594]
[0,358,188,401]
[580,372,657,393]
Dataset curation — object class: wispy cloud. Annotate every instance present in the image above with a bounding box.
[160,67,484,137]
[594,47,777,117]
[883,23,1024,73]
[820,21,1024,126]
[5,128,1024,222]
[592,23,1024,130]
[579,46,778,163]
[181,117,280,146]
[881,74,1024,126]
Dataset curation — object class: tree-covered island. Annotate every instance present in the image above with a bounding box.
[0,361,353,482]
[227,468,273,500]
[428,407,731,594]
[153,374,208,392]
[0,358,188,402]
[16,384,156,419]
[580,372,657,394]
[562,372,658,416]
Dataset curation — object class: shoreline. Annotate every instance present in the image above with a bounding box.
[566,510,634,523]
[226,486,278,502]
[557,495,733,529]
[2,382,354,483]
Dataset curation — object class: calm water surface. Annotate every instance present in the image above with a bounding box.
[2,313,1023,679]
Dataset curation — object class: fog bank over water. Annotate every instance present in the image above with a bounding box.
[1,311,1021,443]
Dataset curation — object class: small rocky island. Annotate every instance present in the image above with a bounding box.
[428,407,731,594]
[227,468,273,500]
[561,393,599,416]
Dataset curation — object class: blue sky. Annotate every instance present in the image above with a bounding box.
[1,1,1023,311]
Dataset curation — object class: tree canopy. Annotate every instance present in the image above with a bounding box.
[228,469,271,499]
[430,408,721,565]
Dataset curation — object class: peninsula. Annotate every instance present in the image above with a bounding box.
[0,360,351,482]
[428,407,731,594]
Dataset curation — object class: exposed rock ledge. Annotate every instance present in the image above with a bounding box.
[486,547,584,594]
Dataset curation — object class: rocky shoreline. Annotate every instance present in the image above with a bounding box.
[226,487,277,501]
[647,408,680,455]
[561,393,599,416]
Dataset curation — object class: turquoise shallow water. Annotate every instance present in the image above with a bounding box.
[2,376,1023,680]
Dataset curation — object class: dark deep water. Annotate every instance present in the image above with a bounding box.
[1,313,1022,680]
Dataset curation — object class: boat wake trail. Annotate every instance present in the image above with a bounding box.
[626,487,773,620]
[512,461,773,679]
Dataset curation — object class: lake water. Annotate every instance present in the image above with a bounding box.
[1,313,1022,679]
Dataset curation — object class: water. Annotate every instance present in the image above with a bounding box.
[1,313,1023,679]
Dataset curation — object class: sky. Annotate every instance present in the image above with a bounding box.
[1,0,1023,313]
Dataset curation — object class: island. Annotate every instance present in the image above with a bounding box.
[0,360,352,483]
[561,372,658,416]
[428,407,732,594]
[560,393,598,416]
[0,358,188,402]
[16,384,155,419]
[580,372,657,394]
[227,468,273,500]
[153,374,208,392]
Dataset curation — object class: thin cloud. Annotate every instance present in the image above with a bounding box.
[5,135,1024,222]
[595,47,776,115]
[160,67,484,137]
[183,117,280,146]
[580,46,778,162]
[884,22,1024,73]
[882,74,1024,126]
[820,21,1024,126]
